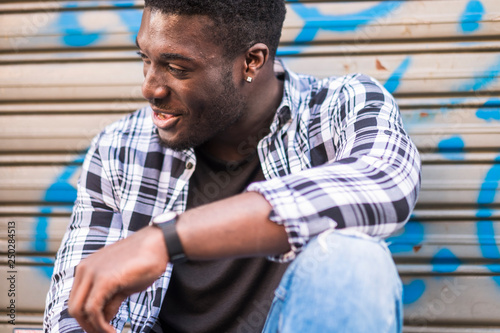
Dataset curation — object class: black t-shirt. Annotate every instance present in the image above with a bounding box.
[155,148,288,333]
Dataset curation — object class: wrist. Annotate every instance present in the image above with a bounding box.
[149,212,188,264]
[141,226,170,274]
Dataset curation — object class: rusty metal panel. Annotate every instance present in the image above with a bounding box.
[1,0,499,330]
[1,1,499,51]
[0,113,125,152]
[400,275,500,326]
[2,51,499,101]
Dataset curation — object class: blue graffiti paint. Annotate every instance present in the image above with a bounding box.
[437,136,465,161]
[383,57,411,94]
[477,156,500,205]
[31,257,56,279]
[387,220,425,254]
[476,109,500,122]
[403,279,426,305]
[35,210,49,253]
[477,221,500,286]
[54,2,142,47]
[477,208,496,218]
[477,221,499,258]
[114,8,143,43]
[276,46,307,57]
[476,99,500,122]
[290,2,402,42]
[113,2,136,7]
[460,0,485,33]
[58,2,101,47]
[43,165,79,203]
[431,248,461,273]
[482,99,500,107]
[476,155,500,286]
[438,136,464,152]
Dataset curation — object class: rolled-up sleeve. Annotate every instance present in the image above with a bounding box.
[248,74,421,262]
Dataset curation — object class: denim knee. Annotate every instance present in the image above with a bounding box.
[263,230,402,333]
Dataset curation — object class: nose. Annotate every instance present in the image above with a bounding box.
[142,66,168,101]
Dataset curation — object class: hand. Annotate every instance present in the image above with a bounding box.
[68,226,168,333]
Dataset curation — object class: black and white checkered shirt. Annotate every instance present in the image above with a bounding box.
[44,62,421,332]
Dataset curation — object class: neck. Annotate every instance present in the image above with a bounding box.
[200,61,284,162]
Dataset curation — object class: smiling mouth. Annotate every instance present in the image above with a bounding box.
[156,112,169,120]
[152,110,181,129]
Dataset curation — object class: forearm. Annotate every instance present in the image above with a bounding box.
[249,130,421,261]
[174,191,290,260]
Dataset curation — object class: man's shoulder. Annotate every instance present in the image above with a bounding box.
[285,63,388,103]
[298,72,394,110]
[313,73,386,95]
[283,70,397,130]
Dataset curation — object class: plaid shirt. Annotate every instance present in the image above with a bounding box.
[44,62,421,332]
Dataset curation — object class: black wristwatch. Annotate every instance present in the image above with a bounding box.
[149,211,188,264]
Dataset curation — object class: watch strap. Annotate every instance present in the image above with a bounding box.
[159,221,187,264]
[150,213,187,264]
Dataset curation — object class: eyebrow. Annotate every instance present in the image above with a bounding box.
[135,38,195,63]
[159,53,194,62]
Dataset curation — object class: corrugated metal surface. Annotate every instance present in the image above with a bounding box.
[0,0,499,331]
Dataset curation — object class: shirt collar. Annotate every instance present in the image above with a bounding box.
[271,59,314,131]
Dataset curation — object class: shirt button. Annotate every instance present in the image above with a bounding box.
[186,162,194,170]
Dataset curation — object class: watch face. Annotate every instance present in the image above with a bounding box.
[152,211,178,224]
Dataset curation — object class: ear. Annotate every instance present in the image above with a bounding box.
[243,43,269,79]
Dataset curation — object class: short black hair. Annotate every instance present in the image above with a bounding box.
[144,0,286,60]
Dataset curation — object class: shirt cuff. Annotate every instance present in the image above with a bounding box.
[247,177,336,262]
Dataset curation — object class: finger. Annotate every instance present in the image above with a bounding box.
[68,264,93,324]
[83,279,117,333]
[104,292,127,323]
[69,264,113,333]
[70,282,101,332]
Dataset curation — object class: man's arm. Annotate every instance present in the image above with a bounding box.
[248,73,421,261]
[68,191,289,333]
[177,191,290,259]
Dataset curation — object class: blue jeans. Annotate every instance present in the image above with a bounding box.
[262,230,402,333]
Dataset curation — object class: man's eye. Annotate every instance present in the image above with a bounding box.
[168,65,187,76]
[137,51,150,62]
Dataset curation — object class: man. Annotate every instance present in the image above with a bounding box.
[44,1,421,332]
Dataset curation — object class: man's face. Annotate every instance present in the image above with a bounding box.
[136,8,246,150]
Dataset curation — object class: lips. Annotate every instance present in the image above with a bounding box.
[152,109,180,130]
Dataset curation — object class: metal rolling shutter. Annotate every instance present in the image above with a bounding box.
[0,1,499,331]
